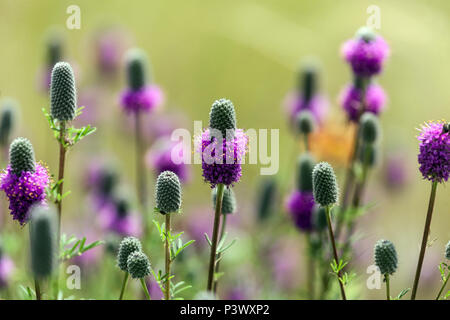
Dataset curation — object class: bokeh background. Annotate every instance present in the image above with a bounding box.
[0,0,448,300]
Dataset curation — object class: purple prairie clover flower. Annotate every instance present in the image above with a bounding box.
[0,164,50,225]
[339,82,387,122]
[94,27,130,76]
[98,200,142,237]
[285,190,315,232]
[417,121,450,183]
[145,138,191,183]
[283,92,329,125]
[341,27,390,77]
[119,85,164,114]
[0,254,14,288]
[196,128,248,187]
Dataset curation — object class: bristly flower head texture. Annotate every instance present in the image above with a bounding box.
[29,205,57,279]
[360,112,380,144]
[374,239,398,275]
[1,138,50,225]
[198,99,248,187]
[0,99,17,146]
[120,48,163,114]
[127,251,151,279]
[155,170,182,214]
[341,26,390,77]
[212,187,236,214]
[312,162,339,207]
[446,241,450,260]
[417,121,449,183]
[286,190,314,232]
[339,82,386,122]
[117,236,142,272]
[50,62,77,122]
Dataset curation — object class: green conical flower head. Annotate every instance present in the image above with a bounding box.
[9,137,36,176]
[296,110,315,136]
[312,162,339,207]
[212,187,236,215]
[127,251,151,279]
[256,178,277,222]
[374,239,398,275]
[30,205,57,279]
[126,49,149,91]
[445,241,450,260]
[356,26,376,43]
[297,152,315,192]
[299,64,317,103]
[360,112,379,144]
[117,236,142,272]
[47,34,63,68]
[209,98,237,138]
[358,143,377,167]
[155,170,182,214]
[50,62,77,121]
[0,99,16,146]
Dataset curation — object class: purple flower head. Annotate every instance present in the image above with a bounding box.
[285,190,315,232]
[384,152,410,189]
[0,163,50,225]
[0,255,14,288]
[119,85,163,114]
[341,27,390,77]
[146,138,191,183]
[284,92,329,125]
[98,199,142,237]
[95,28,130,76]
[339,82,386,122]
[196,128,248,187]
[417,121,450,183]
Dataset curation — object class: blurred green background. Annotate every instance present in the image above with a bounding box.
[0,0,448,300]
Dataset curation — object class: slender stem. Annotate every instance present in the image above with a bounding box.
[325,205,347,300]
[164,213,171,300]
[306,234,315,300]
[207,183,225,291]
[135,111,147,212]
[436,273,449,300]
[56,121,67,242]
[119,272,129,300]
[411,181,438,300]
[213,213,228,294]
[140,278,151,300]
[35,278,41,300]
[385,274,390,300]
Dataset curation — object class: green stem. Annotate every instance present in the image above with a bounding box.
[213,213,228,294]
[119,272,129,300]
[35,278,41,300]
[385,274,390,300]
[306,234,315,299]
[140,278,151,300]
[207,183,225,291]
[164,213,172,300]
[436,273,449,300]
[303,134,309,152]
[325,205,347,300]
[135,111,148,237]
[411,181,438,300]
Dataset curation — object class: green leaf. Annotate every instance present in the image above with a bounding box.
[395,288,410,300]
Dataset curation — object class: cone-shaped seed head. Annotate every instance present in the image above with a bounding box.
[209,98,237,138]
[0,100,17,146]
[296,110,316,136]
[155,170,182,214]
[125,49,149,91]
[30,205,57,279]
[299,64,317,103]
[257,178,277,222]
[50,62,77,121]
[127,251,151,279]
[9,137,36,176]
[360,112,379,144]
[297,152,315,192]
[358,143,378,167]
[374,239,398,275]
[117,236,142,272]
[47,35,63,67]
[446,241,450,260]
[312,162,339,207]
[212,187,236,215]
[356,26,376,43]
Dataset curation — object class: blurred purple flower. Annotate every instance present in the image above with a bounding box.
[0,255,14,288]
[383,152,410,189]
[185,208,213,250]
[283,92,329,125]
[120,85,164,114]
[146,278,163,300]
[268,238,302,291]
[94,28,130,76]
[285,190,315,232]
[225,287,248,300]
[339,82,387,122]
[98,200,142,237]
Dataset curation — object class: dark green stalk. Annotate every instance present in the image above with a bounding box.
[385,274,390,300]
[56,121,67,240]
[164,213,171,300]
[306,234,315,299]
[325,205,347,300]
[119,272,129,300]
[436,273,449,300]
[411,181,438,300]
[207,183,225,291]
[213,213,228,294]
[35,279,41,300]
[140,278,151,300]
